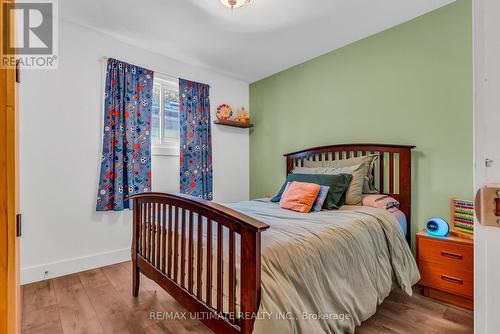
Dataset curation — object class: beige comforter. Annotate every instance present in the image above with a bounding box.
[225,200,420,334]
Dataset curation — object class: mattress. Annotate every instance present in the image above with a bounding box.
[223,200,420,334]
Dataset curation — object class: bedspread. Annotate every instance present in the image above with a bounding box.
[225,200,420,334]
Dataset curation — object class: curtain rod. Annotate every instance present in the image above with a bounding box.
[101,56,180,83]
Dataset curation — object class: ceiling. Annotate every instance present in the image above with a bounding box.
[60,0,455,83]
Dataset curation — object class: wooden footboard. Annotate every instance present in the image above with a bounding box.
[128,193,269,334]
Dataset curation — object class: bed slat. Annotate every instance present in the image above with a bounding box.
[217,223,223,311]
[151,203,156,267]
[181,208,186,288]
[229,230,236,322]
[140,204,144,256]
[196,214,203,298]
[389,152,395,194]
[188,211,194,293]
[379,152,385,193]
[167,205,173,277]
[161,204,167,273]
[146,203,151,261]
[206,219,213,306]
[173,207,179,284]
[156,203,163,270]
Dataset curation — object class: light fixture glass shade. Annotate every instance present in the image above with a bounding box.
[220,0,251,9]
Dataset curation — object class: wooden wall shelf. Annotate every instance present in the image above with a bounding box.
[214,119,254,128]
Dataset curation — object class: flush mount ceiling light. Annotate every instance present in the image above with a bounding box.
[220,0,251,9]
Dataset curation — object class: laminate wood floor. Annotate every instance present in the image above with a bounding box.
[21,261,473,334]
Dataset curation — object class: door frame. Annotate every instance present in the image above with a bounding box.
[1,0,20,332]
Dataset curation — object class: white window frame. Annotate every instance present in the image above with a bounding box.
[152,76,180,156]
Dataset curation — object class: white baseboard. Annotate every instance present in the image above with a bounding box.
[21,248,131,285]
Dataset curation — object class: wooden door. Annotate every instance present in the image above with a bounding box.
[1,0,20,332]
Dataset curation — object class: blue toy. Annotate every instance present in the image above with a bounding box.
[426,218,450,237]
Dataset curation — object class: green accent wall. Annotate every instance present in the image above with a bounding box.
[249,0,472,245]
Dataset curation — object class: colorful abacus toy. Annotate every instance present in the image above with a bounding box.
[450,198,474,238]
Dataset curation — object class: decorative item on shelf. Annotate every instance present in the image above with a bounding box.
[450,198,474,238]
[215,104,253,128]
[216,104,233,120]
[426,217,449,237]
[234,107,250,124]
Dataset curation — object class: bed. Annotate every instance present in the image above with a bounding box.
[128,143,419,334]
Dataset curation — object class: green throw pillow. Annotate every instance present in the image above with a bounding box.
[271,173,353,209]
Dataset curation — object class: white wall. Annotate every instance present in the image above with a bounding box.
[474,0,500,332]
[19,19,250,284]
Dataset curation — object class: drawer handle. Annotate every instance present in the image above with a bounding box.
[441,251,463,260]
[441,275,463,285]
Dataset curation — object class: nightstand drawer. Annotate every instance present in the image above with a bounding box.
[419,261,473,297]
[418,236,473,271]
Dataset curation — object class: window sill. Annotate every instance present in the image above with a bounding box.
[152,146,179,157]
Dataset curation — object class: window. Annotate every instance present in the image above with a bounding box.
[151,77,180,155]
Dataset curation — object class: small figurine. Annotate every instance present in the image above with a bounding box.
[235,107,250,124]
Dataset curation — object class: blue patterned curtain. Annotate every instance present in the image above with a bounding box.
[179,79,213,200]
[96,58,154,211]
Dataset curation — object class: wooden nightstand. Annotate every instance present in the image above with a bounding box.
[416,230,473,310]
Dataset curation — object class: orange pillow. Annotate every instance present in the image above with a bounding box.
[279,181,321,213]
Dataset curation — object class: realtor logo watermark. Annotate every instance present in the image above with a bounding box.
[2,0,58,69]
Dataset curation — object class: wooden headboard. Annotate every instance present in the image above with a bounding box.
[284,144,415,245]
